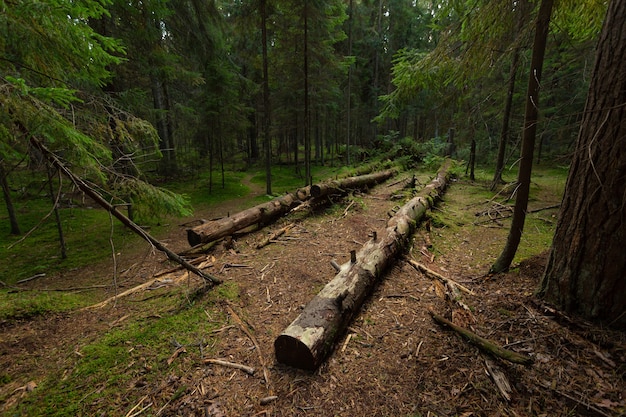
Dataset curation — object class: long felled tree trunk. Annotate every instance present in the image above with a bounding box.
[539,0,626,328]
[275,162,450,370]
[186,169,397,246]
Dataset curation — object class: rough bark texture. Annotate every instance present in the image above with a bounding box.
[274,162,450,370]
[540,0,626,328]
[0,163,20,235]
[309,169,396,198]
[187,170,397,246]
[187,193,300,246]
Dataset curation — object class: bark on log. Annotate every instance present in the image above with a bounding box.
[309,169,396,198]
[274,162,450,370]
[187,169,398,247]
[187,193,300,246]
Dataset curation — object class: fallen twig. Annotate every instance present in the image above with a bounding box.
[225,302,271,390]
[83,272,201,310]
[16,273,46,284]
[409,260,475,295]
[204,358,255,375]
[341,200,355,217]
[260,396,278,406]
[485,358,512,401]
[430,309,533,365]
[256,223,295,249]
[125,395,152,417]
[167,346,187,365]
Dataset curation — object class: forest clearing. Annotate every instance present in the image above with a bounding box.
[2,0,626,415]
[1,165,624,416]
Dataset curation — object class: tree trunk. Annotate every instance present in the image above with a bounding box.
[30,137,220,286]
[539,0,626,328]
[187,170,397,246]
[491,49,520,190]
[345,0,353,165]
[186,193,301,247]
[151,74,177,176]
[303,0,311,186]
[490,0,554,273]
[468,138,476,181]
[260,0,272,195]
[47,164,67,259]
[310,169,397,198]
[274,161,450,370]
[0,163,20,235]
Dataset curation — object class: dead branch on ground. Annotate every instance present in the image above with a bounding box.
[430,310,533,365]
[225,302,271,391]
[204,358,255,375]
[409,260,475,295]
[256,223,295,249]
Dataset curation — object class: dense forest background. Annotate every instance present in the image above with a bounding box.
[1,0,606,210]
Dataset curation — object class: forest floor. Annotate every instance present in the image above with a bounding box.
[1,167,625,416]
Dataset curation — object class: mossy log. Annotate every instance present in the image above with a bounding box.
[274,162,450,370]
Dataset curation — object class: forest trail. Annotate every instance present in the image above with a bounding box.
[1,169,625,416]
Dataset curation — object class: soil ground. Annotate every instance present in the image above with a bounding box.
[1,169,625,416]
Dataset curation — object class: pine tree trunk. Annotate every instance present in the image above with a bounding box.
[275,162,450,370]
[0,163,20,235]
[261,0,272,195]
[540,0,626,328]
[491,49,519,190]
[187,170,397,246]
[490,0,554,273]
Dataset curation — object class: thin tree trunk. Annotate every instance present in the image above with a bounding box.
[0,163,20,235]
[31,137,221,285]
[468,139,476,181]
[47,164,66,259]
[151,74,174,176]
[346,0,353,165]
[261,0,271,195]
[491,49,520,190]
[303,0,311,186]
[491,0,554,273]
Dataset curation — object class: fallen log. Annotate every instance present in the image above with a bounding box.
[274,161,450,370]
[187,193,300,246]
[187,169,398,247]
[309,169,396,198]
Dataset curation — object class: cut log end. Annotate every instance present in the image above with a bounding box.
[274,334,317,371]
[187,229,202,247]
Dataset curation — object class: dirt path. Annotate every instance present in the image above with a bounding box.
[2,171,625,416]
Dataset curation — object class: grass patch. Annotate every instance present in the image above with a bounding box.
[0,291,87,320]
[0,202,145,285]
[164,170,249,207]
[426,164,567,270]
[15,298,228,416]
